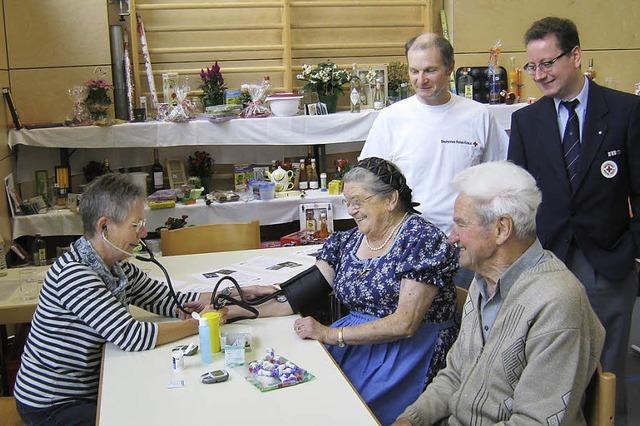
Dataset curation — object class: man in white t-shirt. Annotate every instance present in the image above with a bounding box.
[360,33,508,237]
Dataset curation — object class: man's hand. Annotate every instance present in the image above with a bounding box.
[391,418,412,426]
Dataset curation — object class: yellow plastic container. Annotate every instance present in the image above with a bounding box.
[328,179,343,195]
[202,311,222,353]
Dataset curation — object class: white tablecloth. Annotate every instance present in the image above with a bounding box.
[9,103,526,183]
[11,191,349,239]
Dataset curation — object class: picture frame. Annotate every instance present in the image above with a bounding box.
[166,158,187,189]
[4,173,22,216]
[356,64,388,109]
[34,170,48,198]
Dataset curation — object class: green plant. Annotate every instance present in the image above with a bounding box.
[296,60,350,96]
[188,151,214,178]
[199,62,226,106]
[387,61,410,93]
[84,78,113,106]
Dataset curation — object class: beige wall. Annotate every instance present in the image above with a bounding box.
[5,0,111,123]
[445,0,640,99]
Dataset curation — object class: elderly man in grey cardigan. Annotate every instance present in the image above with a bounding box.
[394,161,604,426]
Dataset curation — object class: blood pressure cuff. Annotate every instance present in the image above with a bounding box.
[279,265,332,314]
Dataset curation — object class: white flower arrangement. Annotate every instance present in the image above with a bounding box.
[296,60,350,96]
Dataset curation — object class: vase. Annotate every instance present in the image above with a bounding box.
[86,102,109,121]
[200,175,215,194]
[318,94,338,114]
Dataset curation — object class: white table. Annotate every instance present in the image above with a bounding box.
[11,190,349,239]
[96,246,378,425]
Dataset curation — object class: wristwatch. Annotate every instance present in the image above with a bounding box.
[337,327,346,348]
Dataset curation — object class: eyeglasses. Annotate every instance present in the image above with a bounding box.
[131,219,146,232]
[523,47,575,74]
[342,194,376,209]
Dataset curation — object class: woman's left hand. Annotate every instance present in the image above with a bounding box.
[294,316,331,343]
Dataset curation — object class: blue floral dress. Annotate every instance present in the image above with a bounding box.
[317,214,458,425]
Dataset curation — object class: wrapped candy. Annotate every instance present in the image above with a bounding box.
[166,85,190,122]
[241,82,271,118]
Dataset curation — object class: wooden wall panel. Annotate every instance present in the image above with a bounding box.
[10,67,114,124]
[4,0,110,68]
[133,0,434,97]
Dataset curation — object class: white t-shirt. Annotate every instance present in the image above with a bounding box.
[360,94,508,235]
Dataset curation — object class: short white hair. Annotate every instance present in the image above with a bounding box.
[452,161,541,240]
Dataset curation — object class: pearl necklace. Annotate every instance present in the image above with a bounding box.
[364,213,408,251]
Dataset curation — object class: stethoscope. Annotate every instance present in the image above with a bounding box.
[135,239,275,323]
[134,239,191,316]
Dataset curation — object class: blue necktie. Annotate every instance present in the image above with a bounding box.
[561,99,580,190]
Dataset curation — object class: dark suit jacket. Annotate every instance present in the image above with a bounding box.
[508,80,640,281]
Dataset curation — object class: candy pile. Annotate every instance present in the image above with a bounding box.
[248,348,306,386]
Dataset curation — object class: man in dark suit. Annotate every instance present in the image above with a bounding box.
[508,17,640,426]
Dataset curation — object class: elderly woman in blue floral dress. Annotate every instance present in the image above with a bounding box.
[226,157,458,425]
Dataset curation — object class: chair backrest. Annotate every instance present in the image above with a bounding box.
[160,221,261,256]
[584,363,616,426]
[0,397,23,425]
[455,286,468,324]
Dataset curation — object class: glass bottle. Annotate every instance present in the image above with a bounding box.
[317,211,329,239]
[32,234,46,266]
[298,159,308,190]
[139,96,149,120]
[349,64,361,113]
[152,148,164,190]
[584,58,596,80]
[373,80,384,110]
[457,68,474,100]
[305,209,316,235]
[261,75,272,101]
[508,57,517,95]
[308,158,319,190]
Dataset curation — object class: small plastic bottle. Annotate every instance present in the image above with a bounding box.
[199,317,213,364]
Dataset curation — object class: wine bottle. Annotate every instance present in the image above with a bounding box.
[457,68,474,100]
[152,148,164,190]
[309,158,319,190]
[349,64,361,113]
[298,159,308,190]
[32,233,46,266]
[373,80,384,110]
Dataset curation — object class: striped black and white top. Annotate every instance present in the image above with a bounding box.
[14,246,198,408]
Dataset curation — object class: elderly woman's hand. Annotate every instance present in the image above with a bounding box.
[227,284,280,301]
[293,316,333,343]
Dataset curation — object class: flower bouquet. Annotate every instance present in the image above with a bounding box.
[297,60,350,113]
[188,151,215,193]
[296,60,350,96]
[200,62,226,107]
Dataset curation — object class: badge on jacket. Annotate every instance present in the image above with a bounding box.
[601,160,618,178]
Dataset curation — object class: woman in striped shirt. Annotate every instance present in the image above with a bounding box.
[14,174,207,425]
